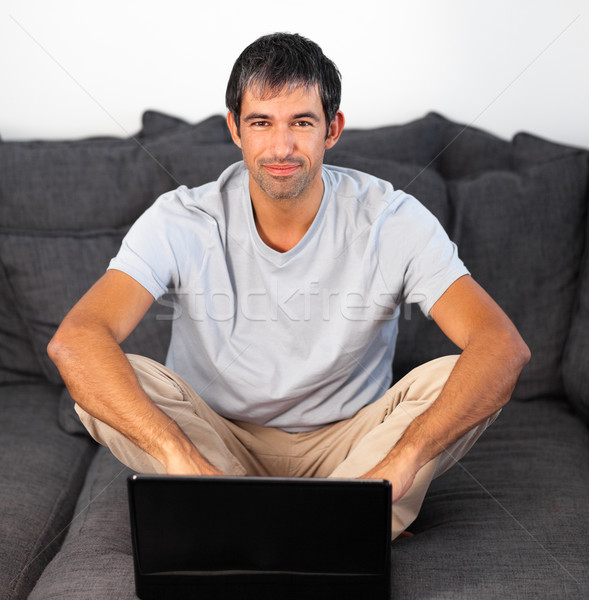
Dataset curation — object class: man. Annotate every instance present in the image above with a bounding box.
[48,33,530,538]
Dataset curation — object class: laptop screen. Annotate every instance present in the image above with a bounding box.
[128,475,391,577]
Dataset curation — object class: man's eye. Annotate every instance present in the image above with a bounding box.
[294,121,311,127]
[252,121,269,127]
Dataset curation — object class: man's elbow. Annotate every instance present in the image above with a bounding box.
[517,338,532,370]
[47,325,74,370]
[501,326,531,374]
[47,319,90,372]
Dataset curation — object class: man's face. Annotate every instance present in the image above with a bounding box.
[228,85,343,204]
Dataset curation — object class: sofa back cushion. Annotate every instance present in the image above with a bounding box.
[0,260,46,384]
[0,228,173,384]
[0,112,237,232]
[2,111,587,411]
[330,114,588,401]
[0,112,241,427]
[446,148,587,400]
[563,212,589,422]
[0,138,174,231]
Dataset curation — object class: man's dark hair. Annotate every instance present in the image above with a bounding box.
[226,32,342,133]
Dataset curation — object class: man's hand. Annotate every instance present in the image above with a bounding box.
[49,270,230,477]
[361,275,530,510]
[361,453,419,539]
[360,450,417,503]
[163,444,226,477]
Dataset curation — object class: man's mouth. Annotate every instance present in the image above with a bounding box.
[262,164,301,176]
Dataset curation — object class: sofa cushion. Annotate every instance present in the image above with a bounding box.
[0,228,173,384]
[328,112,445,168]
[328,112,513,179]
[29,400,589,599]
[139,110,242,188]
[563,208,589,422]
[0,111,243,434]
[0,383,97,600]
[433,113,513,179]
[391,117,588,401]
[139,110,193,137]
[143,138,242,190]
[0,258,45,385]
[140,111,232,143]
[28,448,137,600]
[392,399,589,598]
[447,151,587,399]
[0,137,174,231]
[0,113,236,232]
[0,229,173,440]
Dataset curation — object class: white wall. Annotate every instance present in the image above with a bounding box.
[1,0,587,147]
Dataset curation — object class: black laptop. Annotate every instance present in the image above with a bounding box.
[128,474,392,600]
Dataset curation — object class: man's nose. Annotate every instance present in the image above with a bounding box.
[271,125,295,159]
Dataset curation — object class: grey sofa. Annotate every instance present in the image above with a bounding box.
[1,110,588,599]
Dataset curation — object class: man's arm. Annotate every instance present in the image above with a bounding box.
[362,274,530,501]
[47,269,223,476]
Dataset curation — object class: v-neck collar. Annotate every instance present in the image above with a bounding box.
[244,168,330,266]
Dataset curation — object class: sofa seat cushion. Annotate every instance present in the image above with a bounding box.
[28,448,137,600]
[0,383,97,600]
[393,399,589,598]
[29,400,589,599]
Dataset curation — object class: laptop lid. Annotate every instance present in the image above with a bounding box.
[128,474,391,600]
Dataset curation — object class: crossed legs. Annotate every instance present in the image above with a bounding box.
[76,354,497,538]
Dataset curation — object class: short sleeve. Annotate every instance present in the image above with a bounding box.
[379,193,469,316]
[108,188,209,300]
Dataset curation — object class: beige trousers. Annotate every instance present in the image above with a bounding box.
[76,353,497,538]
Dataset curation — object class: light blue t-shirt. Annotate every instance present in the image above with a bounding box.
[109,162,468,432]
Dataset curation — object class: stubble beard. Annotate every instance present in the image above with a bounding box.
[250,159,317,202]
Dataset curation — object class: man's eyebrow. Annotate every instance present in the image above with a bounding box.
[292,112,321,121]
[243,113,270,122]
[242,111,321,122]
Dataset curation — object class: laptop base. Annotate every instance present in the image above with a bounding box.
[135,572,389,600]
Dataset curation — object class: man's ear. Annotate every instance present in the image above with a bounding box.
[325,110,345,150]
[226,111,242,149]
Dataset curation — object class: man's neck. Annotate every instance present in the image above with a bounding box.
[249,175,324,253]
